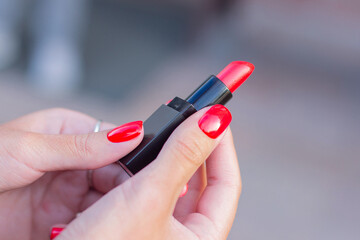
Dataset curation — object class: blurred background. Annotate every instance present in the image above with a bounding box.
[0,0,359,239]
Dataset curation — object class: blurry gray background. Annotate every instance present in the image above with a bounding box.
[0,0,359,239]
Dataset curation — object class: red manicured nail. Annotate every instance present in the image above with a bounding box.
[179,184,188,197]
[107,121,143,143]
[198,105,232,139]
[50,227,64,239]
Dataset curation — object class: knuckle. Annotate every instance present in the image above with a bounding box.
[225,176,242,200]
[172,134,208,168]
[228,172,242,196]
[70,134,93,159]
[2,131,23,158]
[212,173,242,192]
[18,132,38,156]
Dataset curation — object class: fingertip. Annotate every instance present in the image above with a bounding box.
[50,226,65,239]
[107,121,143,143]
[179,184,188,197]
[198,105,232,139]
[100,122,117,131]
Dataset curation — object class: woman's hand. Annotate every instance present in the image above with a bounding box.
[0,108,144,239]
[59,105,242,240]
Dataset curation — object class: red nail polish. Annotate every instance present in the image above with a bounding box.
[50,227,64,239]
[198,105,232,139]
[107,121,143,143]
[179,184,188,197]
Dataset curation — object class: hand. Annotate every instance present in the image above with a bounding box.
[0,108,144,239]
[59,105,242,240]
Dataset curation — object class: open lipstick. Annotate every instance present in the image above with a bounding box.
[118,61,254,176]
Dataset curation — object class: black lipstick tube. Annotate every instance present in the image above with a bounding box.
[118,75,232,176]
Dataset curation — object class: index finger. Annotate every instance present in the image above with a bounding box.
[3,108,114,134]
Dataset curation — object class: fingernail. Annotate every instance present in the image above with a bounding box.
[107,121,143,143]
[179,184,188,197]
[198,105,232,139]
[50,227,64,239]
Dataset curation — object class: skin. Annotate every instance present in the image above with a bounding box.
[0,108,241,240]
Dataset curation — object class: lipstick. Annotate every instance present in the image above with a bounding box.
[118,61,254,176]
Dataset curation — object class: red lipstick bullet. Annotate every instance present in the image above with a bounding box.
[217,61,254,93]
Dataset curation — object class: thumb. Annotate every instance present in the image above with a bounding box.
[137,105,232,203]
[13,121,144,172]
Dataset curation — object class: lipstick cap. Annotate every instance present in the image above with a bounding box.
[119,97,196,175]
